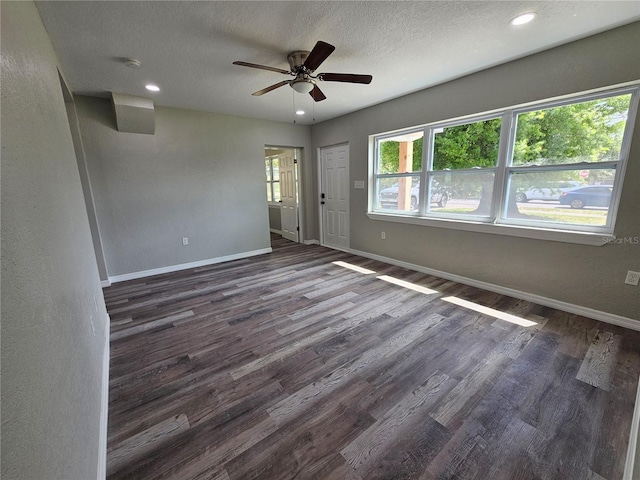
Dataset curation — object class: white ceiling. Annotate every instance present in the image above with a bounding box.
[36,1,640,125]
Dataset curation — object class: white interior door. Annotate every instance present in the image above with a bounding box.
[280,152,299,242]
[321,144,349,249]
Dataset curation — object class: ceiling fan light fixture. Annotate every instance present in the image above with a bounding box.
[290,78,315,94]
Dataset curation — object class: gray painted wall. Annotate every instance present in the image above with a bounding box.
[1,2,109,479]
[66,100,110,281]
[75,96,312,277]
[310,22,640,320]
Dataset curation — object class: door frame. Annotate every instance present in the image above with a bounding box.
[318,142,350,249]
[265,145,304,243]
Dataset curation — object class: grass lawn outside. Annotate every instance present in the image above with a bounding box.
[433,204,608,226]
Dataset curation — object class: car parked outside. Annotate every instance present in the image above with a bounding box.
[515,181,581,203]
[379,182,449,210]
[558,185,613,209]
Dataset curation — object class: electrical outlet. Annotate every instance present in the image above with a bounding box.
[182,237,189,246]
[381,231,386,240]
[625,270,640,286]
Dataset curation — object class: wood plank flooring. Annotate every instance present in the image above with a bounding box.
[104,235,640,480]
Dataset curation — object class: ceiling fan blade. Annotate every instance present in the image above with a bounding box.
[252,81,290,96]
[320,73,373,84]
[233,61,291,75]
[303,41,335,72]
[309,85,326,102]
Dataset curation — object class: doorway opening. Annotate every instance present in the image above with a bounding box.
[265,146,302,243]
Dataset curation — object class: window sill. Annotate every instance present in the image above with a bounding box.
[367,212,613,246]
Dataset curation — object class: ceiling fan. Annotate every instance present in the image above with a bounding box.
[233,41,372,102]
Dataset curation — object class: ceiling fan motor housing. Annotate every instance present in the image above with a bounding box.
[287,50,310,72]
[288,51,316,93]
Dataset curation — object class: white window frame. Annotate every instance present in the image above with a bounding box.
[373,128,425,217]
[368,84,640,246]
[265,156,281,204]
[421,113,503,222]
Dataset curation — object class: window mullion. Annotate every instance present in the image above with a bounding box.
[419,126,431,216]
[494,111,516,222]
[508,161,620,173]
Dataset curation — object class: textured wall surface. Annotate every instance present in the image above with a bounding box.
[75,96,312,277]
[0,2,109,479]
[311,22,640,320]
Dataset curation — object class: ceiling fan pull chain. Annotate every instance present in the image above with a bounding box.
[292,89,296,124]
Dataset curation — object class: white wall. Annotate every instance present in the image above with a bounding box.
[311,22,640,320]
[1,2,110,479]
[75,96,312,278]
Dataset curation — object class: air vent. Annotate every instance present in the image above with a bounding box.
[111,93,155,134]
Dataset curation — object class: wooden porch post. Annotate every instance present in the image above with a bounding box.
[398,142,413,210]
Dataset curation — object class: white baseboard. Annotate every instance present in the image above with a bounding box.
[624,376,640,479]
[270,228,282,235]
[100,279,111,288]
[97,317,110,480]
[108,248,273,284]
[346,247,640,331]
[303,239,320,245]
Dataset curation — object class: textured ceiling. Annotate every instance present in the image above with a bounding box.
[36,1,640,125]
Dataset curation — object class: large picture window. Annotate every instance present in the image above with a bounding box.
[376,130,423,213]
[371,86,638,242]
[427,117,501,218]
[503,94,632,229]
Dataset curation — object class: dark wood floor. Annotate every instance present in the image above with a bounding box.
[104,235,640,480]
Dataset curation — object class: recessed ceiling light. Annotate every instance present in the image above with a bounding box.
[295,110,305,115]
[510,12,536,26]
[145,84,160,92]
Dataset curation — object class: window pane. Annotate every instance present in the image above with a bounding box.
[506,169,615,226]
[266,183,272,202]
[377,131,423,174]
[273,181,281,202]
[377,176,420,212]
[265,159,271,181]
[272,158,280,181]
[432,118,501,170]
[428,171,495,216]
[512,94,632,166]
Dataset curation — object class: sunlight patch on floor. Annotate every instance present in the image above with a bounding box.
[332,261,376,275]
[442,296,537,327]
[377,275,438,295]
